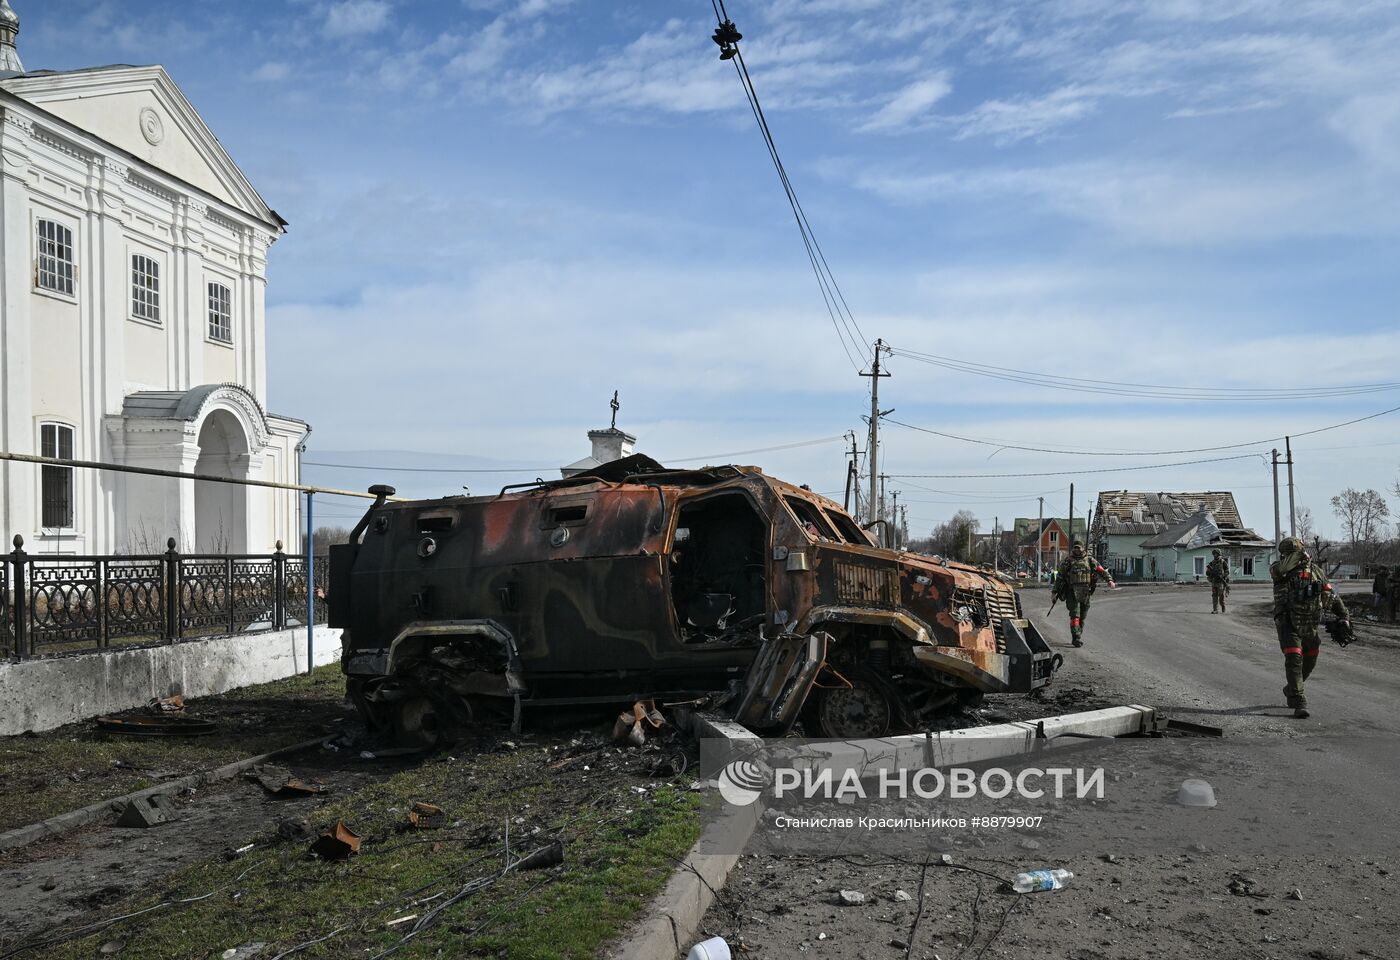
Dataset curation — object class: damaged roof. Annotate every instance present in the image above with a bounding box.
[1093,490,1244,537]
[1139,509,1272,550]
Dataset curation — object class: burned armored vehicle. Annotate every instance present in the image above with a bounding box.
[327,455,1057,742]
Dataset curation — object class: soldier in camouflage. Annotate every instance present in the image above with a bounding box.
[1270,536,1350,718]
[1055,540,1115,647]
[1206,549,1230,613]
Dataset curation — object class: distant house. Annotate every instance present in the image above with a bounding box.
[1090,491,1275,581]
[1012,517,1087,572]
[1139,510,1274,582]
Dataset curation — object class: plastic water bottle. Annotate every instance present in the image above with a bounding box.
[687,936,732,960]
[1010,869,1073,894]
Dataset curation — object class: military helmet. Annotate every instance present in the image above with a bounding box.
[1072,539,1084,548]
[1279,536,1304,556]
[1212,549,1221,557]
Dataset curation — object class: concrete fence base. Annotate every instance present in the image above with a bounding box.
[0,626,342,736]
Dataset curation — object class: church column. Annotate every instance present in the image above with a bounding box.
[0,111,33,542]
[91,157,129,552]
[175,197,206,390]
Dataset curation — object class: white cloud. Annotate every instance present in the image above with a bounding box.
[1330,93,1400,172]
[860,74,952,132]
[323,0,391,38]
[251,61,292,82]
[952,85,1099,142]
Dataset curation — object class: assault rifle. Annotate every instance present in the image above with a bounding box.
[1324,617,1355,647]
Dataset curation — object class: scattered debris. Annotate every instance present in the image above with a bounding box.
[1176,778,1217,808]
[309,821,361,860]
[837,889,866,906]
[1011,869,1073,893]
[115,794,176,828]
[246,764,327,796]
[220,945,268,960]
[514,839,565,871]
[1288,888,1304,901]
[39,878,57,891]
[385,915,418,928]
[98,941,126,956]
[95,714,218,737]
[893,889,913,902]
[277,818,312,841]
[146,694,186,714]
[408,802,446,830]
[1228,875,1268,898]
[612,700,666,747]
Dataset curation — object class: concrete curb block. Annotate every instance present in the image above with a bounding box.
[0,735,327,855]
[604,712,761,960]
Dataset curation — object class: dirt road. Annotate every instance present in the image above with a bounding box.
[696,583,1400,960]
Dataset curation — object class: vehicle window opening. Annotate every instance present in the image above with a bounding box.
[784,496,839,541]
[550,505,588,525]
[416,512,456,533]
[670,493,767,644]
[824,508,869,545]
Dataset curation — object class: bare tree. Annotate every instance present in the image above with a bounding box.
[1330,488,1390,564]
[1295,505,1315,543]
[929,510,980,562]
[312,526,352,557]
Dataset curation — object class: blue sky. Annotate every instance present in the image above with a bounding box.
[20,0,1400,537]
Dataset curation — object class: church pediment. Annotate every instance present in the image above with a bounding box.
[1,65,278,226]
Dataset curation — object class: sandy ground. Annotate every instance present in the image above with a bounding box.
[695,583,1400,960]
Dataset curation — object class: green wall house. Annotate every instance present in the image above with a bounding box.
[1138,511,1275,582]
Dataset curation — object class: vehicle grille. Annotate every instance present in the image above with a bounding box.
[835,562,898,605]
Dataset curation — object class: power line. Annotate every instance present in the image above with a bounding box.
[887,347,1400,401]
[709,2,869,369]
[303,435,847,476]
[887,452,1265,480]
[884,402,1400,457]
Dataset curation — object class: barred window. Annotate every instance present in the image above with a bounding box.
[208,281,232,343]
[131,254,160,322]
[36,219,75,296]
[40,423,75,529]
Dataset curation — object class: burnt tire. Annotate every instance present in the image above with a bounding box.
[392,690,470,750]
[811,675,894,739]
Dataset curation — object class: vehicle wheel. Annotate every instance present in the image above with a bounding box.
[813,677,893,738]
[393,691,469,749]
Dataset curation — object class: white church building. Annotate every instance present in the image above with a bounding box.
[0,2,306,555]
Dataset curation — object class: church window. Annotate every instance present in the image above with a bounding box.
[131,254,160,322]
[208,281,232,343]
[40,422,75,529]
[36,219,74,296]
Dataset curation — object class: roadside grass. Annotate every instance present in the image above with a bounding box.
[0,664,348,833]
[33,734,702,959]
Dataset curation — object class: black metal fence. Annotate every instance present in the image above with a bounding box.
[1,535,328,659]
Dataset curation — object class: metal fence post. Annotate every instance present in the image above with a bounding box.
[305,491,314,674]
[273,540,285,631]
[164,537,180,642]
[11,535,26,659]
[226,556,235,637]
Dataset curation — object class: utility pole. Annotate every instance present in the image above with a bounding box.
[878,473,889,546]
[1068,483,1075,547]
[860,340,889,528]
[1036,496,1044,582]
[1271,448,1282,545]
[890,489,900,549]
[1285,436,1297,537]
[993,516,999,574]
[843,431,860,515]
[900,504,908,550]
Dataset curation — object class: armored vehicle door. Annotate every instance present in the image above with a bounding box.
[667,489,770,646]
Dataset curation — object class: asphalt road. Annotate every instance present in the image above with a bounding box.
[697,583,1400,960]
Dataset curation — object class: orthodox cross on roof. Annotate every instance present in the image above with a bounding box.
[609,390,620,429]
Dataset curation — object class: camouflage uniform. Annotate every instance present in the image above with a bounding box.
[1270,537,1349,718]
[1056,542,1114,647]
[1206,551,1230,613]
